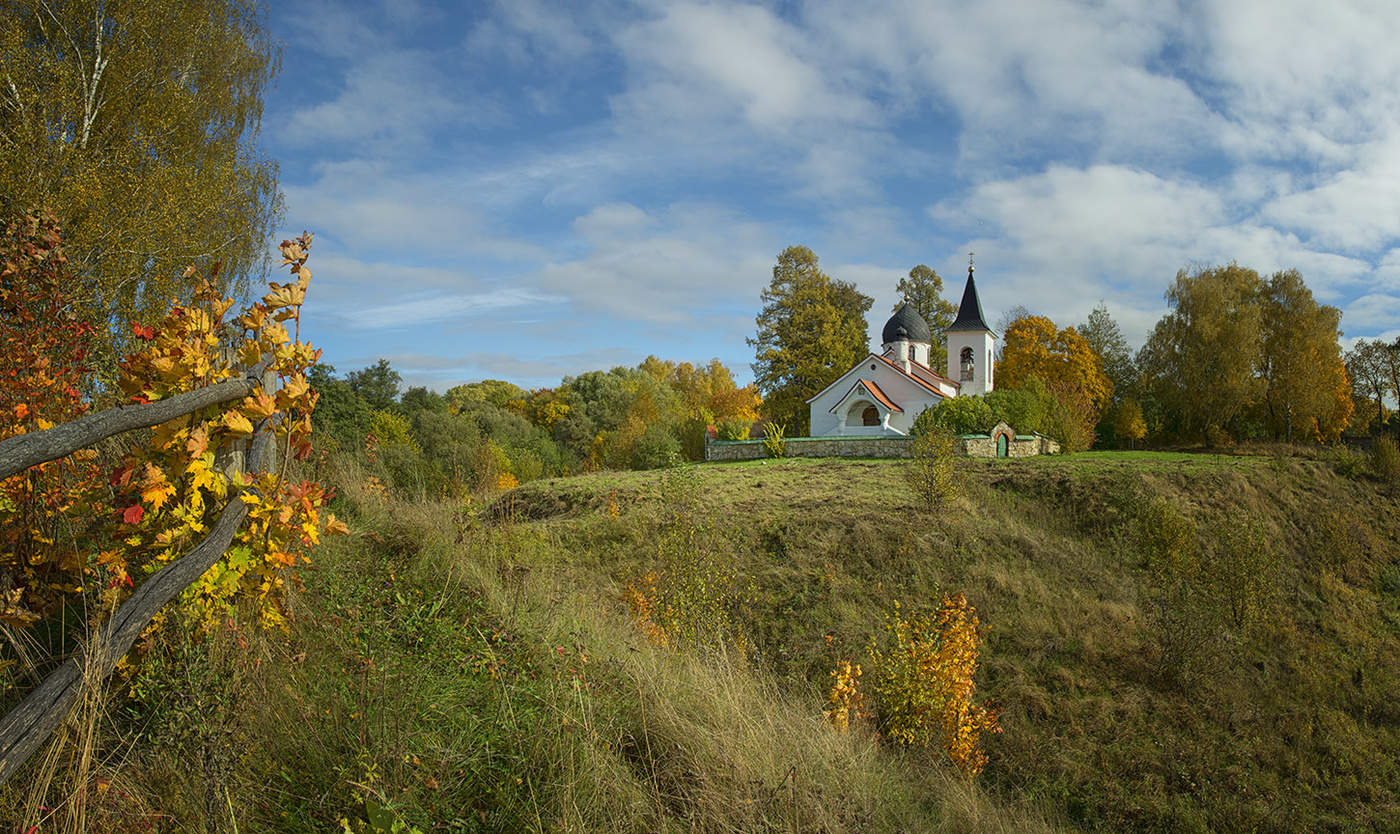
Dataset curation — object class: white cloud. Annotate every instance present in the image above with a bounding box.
[615,2,877,134]
[283,50,495,151]
[337,287,565,330]
[531,202,778,324]
[1342,293,1400,334]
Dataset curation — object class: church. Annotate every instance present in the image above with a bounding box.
[806,264,995,437]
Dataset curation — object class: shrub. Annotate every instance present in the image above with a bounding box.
[823,661,865,731]
[867,596,1000,777]
[1331,445,1368,479]
[1371,436,1400,486]
[762,422,787,458]
[633,424,683,470]
[905,423,959,511]
[716,416,751,441]
[984,388,1044,435]
[368,409,418,453]
[624,464,746,652]
[926,396,994,435]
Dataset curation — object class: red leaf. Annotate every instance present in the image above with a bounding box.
[121,505,144,525]
[131,323,156,340]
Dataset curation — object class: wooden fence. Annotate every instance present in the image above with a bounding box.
[0,365,278,784]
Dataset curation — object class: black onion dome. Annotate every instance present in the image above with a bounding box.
[946,267,993,333]
[882,303,932,345]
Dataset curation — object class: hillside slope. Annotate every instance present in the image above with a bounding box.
[498,452,1400,832]
[20,451,1396,832]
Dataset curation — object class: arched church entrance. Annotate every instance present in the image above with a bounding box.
[846,401,880,427]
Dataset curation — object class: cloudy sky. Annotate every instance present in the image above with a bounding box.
[263,0,1400,390]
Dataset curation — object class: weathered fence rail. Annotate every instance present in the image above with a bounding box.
[0,364,268,481]
[0,374,277,785]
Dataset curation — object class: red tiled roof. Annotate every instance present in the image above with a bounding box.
[880,346,961,390]
[828,378,903,413]
[871,353,947,398]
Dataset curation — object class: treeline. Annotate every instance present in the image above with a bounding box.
[309,356,759,495]
[749,248,1377,450]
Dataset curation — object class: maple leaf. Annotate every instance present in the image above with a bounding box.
[186,424,210,457]
[238,339,262,366]
[132,323,156,340]
[122,505,145,525]
[242,390,277,420]
[222,410,254,435]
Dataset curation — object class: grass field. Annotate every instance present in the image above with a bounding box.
[9,449,1399,832]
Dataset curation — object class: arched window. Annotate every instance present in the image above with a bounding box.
[960,346,975,381]
[862,406,880,426]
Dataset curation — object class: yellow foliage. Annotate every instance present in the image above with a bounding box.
[495,472,519,491]
[868,594,1001,777]
[824,661,865,731]
[999,316,1112,415]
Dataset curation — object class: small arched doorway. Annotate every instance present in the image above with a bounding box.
[862,406,880,426]
[996,433,1008,457]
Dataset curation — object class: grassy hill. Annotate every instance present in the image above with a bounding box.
[14,450,1400,832]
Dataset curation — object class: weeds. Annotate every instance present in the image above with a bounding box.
[1372,436,1400,486]
[763,422,788,459]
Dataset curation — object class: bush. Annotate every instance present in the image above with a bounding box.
[633,424,683,470]
[1331,445,1368,479]
[1372,436,1400,486]
[905,423,958,511]
[867,595,1000,777]
[716,416,751,441]
[984,388,1044,435]
[762,422,787,458]
[926,396,994,435]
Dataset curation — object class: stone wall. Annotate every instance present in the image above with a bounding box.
[705,431,1059,461]
[705,435,914,462]
[956,433,1060,457]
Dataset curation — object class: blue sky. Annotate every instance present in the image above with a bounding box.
[263,0,1400,391]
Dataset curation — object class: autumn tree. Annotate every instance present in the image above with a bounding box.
[997,316,1112,416]
[0,0,281,360]
[1259,270,1351,442]
[1346,340,1392,431]
[1138,264,1265,443]
[895,265,958,373]
[750,246,872,433]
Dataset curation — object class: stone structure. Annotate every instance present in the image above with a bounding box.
[955,421,1060,457]
[705,435,914,462]
[704,421,1058,462]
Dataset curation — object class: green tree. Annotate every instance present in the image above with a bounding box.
[308,363,371,450]
[446,379,529,413]
[0,0,280,354]
[1078,303,1136,399]
[1139,264,1265,443]
[984,388,1045,435]
[749,246,872,434]
[1346,340,1391,430]
[347,359,402,413]
[895,265,958,374]
[1259,270,1350,442]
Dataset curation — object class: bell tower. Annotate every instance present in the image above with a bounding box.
[944,256,995,396]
